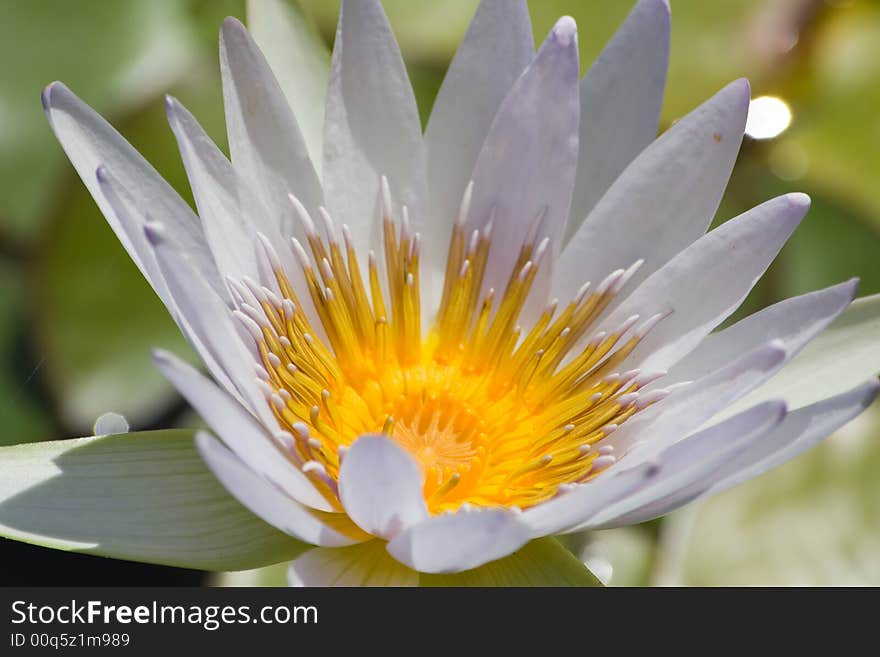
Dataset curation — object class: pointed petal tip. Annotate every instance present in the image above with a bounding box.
[836,377,880,415]
[193,431,222,463]
[844,277,860,299]
[150,347,174,367]
[636,0,671,18]
[163,95,187,132]
[221,15,246,36]
[552,16,578,46]
[763,398,790,422]
[41,81,61,112]
[220,15,255,51]
[41,81,71,121]
[785,192,811,210]
[730,77,752,102]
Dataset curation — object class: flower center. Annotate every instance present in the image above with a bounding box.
[234,182,667,514]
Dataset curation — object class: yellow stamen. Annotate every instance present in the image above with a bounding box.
[237,196,664,514]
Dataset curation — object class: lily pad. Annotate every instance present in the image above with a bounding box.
[0,429,306,571]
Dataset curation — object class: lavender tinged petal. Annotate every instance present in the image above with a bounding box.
[322,0,426,258]
[387,507,531,574]
[245,0,330,173]
[220,18,324,241]
[601,193,810,374]
[566,0,670,242]
[43,82,225,303]
[464,17,580,324]
[423,0,534,302]
[664,279,858,387]
[196,433,361,547]
[556,79,750,306]
[154,350,334,512]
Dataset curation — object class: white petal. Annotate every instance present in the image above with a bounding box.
[92,167,178,318]
[146,226,277,425]
[97,171,248,405]
[43,82,225,303]
[709,379,879,495]
[245,0,330,173]
[608,341,789,461]
[586,400,787,529]
[152,349,333,512]
[602,193,809,373]
[522,459,661,538]
[526,344,788,537]
[664,279,858,387]
[165,96,260,282]
[420,537,602,586]
[338,435,428,539]
[164,100,321,334]
[464,17,580,320]
[165,98,323,335]
[566,0,670,241]
[423,0,533,290]
[555,79,750,305]
[723,293,880,415]
[196,433,359,547]
[322,0,426,257]
[588,381,880,528]
[386,507,531,574]
[220,18,324,239]
[288,541,417,587]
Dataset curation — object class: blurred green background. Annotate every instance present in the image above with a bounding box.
[0,0,878,586]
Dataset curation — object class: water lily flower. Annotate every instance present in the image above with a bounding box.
[1,0,878,587]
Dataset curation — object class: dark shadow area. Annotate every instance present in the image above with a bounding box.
[0,538,205,586]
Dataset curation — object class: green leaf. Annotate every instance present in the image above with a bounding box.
[223,538,606,587]
[419,537,603,587]
[288,540,419,586]
[211,561,291,587]
[724,294,880,417]
[0,429,307,571]
[680,403,880,585]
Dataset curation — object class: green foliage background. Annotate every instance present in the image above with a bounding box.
[0,0,878,585]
